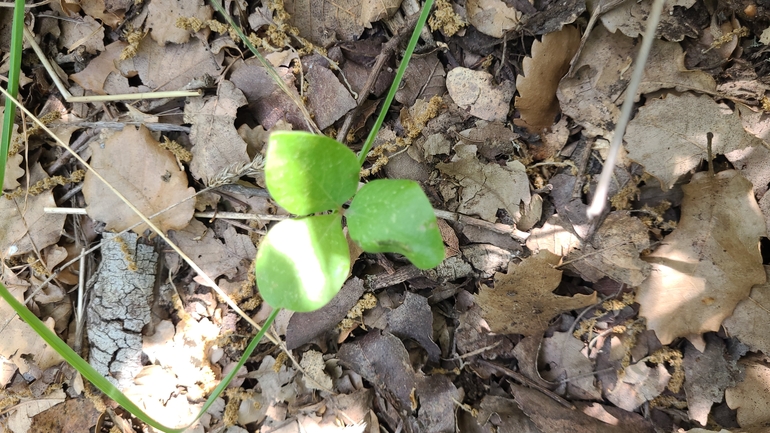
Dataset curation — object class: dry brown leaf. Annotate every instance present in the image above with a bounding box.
[0,163,66,257]
[185,80,250,185]
[229,58,307,130]
[635,39,716,98]
[514,25,580,133]
[112,37,223,93]
[69,41,127,94]
[82,125,195,234]
[146,0,212,45]
[0,285,65,375]
[605,362,671,411]
[284,0,366,47]
[589,0,696,41]
[476,250,597,336]
[539,331,602,400]
[79,0,129,27]
[565,212,651,287]
[526,214,581,257]
[360,0,400,27]
[726,354,770,428]
[511,382,648,433]
[625,93,763,190]
[559,25,714,138]
[30,397,100,433]
[59,15,104,54]
[306,63,356,130]
[3,153,24,191]
[168,219,242,281]
[636,169,766,350]
[466,0,521,38]
[683,335,742,426]
[436,143,530,223]
[446,67,514,122]
[723,266,770,355]
[395,53,446,107]
[558,24,634,137]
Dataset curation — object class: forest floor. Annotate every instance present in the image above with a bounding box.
[3,0,770,432]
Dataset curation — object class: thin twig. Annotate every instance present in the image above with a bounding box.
[586,0,665,218]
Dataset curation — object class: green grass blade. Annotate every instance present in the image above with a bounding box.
[358,0,435,167]
[0,0,26,196]
[0,281,280,433]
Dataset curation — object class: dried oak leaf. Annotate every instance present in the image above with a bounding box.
[514,25,580,134]
[476,250,597,336]
[625,93,763,190]
[606,362,671,411]
[446,67,514,122]
[0,163,66,257]
[636,169,766,350]
[466,0,521,38]
[726,353,770,428]
[184,80,250,185]
[145,0,211,45]
[436,143,530,223]
[82,125,195,234]
[724,266,770,355]
[79,0,129,27]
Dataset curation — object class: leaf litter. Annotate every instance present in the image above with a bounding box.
[11,1,770,432]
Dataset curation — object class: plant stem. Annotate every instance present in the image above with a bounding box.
[357,0,435,167]
[0,0,26,195]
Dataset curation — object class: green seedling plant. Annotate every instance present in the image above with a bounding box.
[0,0,437,431]
[255,131,445,312]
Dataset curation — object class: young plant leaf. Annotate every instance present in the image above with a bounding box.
[255,213,349,312]
[265,131,359,215]
[347,179,444,269]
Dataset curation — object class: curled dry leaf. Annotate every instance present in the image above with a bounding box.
[539,331,602,400]
[82,125,195,234]
[284,0,366,47]
[636,169,766,350]
[514,25,580,134]
[625,93,763,190]
[475,250,597,336]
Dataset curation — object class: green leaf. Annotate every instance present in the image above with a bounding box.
[347,179,444,269]
[265,131,359,215]
[255,213,349,312]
